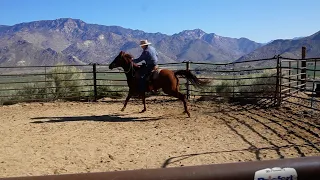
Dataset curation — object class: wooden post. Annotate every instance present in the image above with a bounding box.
[186,61,191,100]
[301,47,307,91]
[93,63,98,102]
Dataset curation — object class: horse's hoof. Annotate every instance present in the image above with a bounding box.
[121,107,125,112]
[183,111,191,118]
[140,109,146,113]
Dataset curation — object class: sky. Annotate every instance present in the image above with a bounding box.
[1,0,320,43]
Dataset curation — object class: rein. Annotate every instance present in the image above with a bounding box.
[122,61,135,78]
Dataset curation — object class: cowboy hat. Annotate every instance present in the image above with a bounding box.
[139,40,152,46]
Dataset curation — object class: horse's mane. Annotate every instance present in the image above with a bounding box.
[122,51,139,68]
[123,52,134,60]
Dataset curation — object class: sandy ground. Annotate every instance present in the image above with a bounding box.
[0,97,319,178]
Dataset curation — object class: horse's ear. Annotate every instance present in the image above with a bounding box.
[119,51,123,55]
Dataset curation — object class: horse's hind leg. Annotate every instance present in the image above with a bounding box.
[164,89,190,118]
[178,92,191,118]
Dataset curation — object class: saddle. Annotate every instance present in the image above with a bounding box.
[136,65,161,81]
[149,65,161,80]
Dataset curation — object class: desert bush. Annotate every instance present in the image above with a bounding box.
[196,69,277,103]
[89,80,127,99]
[196,79,233,101]
[1,83,49,105]
[215,81,233,99]
[47,63,85,99]
[237,69,277,98]
[15,83,47,100]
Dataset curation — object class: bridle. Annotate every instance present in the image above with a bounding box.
[120,57,135,78]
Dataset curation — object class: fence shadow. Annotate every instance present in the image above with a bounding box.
[30,114,163,123]
[162,104,320,168]
[242,107,320,153]
[161,148,255,168]
[161,142,319,168]
[197,104,319,165]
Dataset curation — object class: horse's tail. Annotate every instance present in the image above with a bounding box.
[174,70,209,88]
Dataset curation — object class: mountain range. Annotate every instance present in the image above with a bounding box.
[238,33,320,60]
[0,18,263,66]
[0,18,319,67]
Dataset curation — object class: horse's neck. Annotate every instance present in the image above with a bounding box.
[123,63,135,82]
[122,59,139,86]
[125,71,133,80]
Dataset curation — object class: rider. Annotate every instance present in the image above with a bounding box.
[133,40,159,93]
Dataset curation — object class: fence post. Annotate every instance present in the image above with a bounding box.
[288,61,291,94]
[232,63,235,100]
[301,46,307,91]
[275,55,281,106]
[311,59,317,109]
[93,63,98,102]
[44,66,48,102]
[186,61,191,100]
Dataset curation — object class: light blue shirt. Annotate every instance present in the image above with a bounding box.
[133,46,158,66]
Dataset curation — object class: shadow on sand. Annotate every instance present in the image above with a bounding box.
[31,114,163,123]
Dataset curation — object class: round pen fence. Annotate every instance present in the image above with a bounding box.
[0,47,319,113]
[186,57,278,105]
[0,58,279,105]
[280,56,320,111]
[0,47,319,179]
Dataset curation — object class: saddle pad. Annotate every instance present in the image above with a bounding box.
[152,68,162,80]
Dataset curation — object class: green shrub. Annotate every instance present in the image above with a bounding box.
[1,83,48,105]
[47,63,85,99]
[15,83,47,100]
[197,69,277,103]
[89,80,127,99]
[237,70,277,98]
[215,81,233,99]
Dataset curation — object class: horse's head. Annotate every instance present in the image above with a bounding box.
[109,51,133,70]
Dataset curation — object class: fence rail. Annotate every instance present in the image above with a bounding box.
[1,156,319,180]
[0,48,319,111]
[0,57,278,104]
[279,50,320,111]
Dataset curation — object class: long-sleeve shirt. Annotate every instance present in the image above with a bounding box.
[133,46,158,66]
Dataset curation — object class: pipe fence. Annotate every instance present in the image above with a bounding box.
[0,156,319,180]
[0,53,319,112]
[279,56,320,111]
[0,57,279,105]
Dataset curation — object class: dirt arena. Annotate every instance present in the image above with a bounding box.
[0,97,319,178]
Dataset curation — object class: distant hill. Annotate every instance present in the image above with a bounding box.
[236,31,320,67]
[0,18,263,66]
[0,38,79,66]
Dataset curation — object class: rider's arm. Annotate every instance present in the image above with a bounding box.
[133,51,149,64]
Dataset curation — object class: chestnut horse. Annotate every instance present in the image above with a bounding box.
[109,51,208,117]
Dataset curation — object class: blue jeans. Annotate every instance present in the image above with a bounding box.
[138,64,155,93]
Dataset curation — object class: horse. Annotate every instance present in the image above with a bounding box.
[109,51,209,117]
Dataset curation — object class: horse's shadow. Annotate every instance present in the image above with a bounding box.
[30,114,163,124]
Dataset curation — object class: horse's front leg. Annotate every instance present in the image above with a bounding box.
[121,92,132,111]
[140,92,147,113]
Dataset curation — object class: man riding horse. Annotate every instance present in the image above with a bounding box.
[133,40,158,93]
[109,49,209,117]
